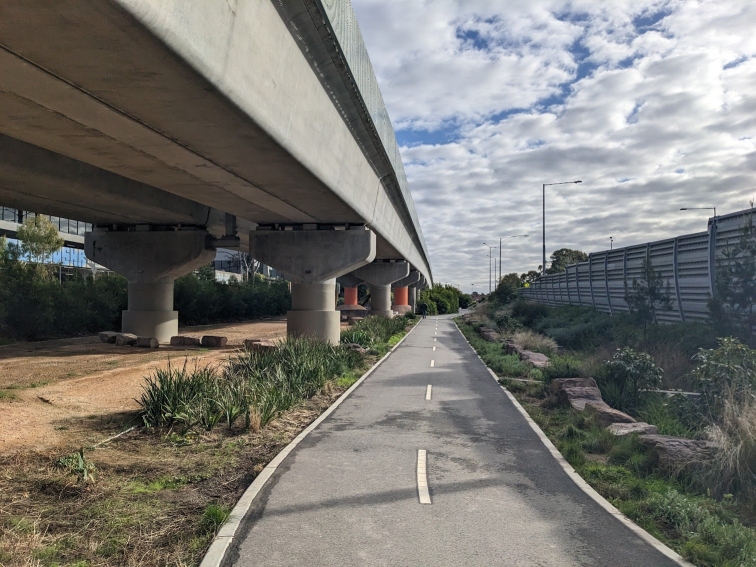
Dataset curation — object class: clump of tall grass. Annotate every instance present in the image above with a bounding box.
[699,395,756,500]
[139,337,366,433]
[512,330,558,355]
[341,315,411,348]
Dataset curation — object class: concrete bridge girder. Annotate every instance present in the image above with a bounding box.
[249,227,376,344]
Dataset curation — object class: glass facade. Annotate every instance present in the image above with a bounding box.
[1,209,92,268]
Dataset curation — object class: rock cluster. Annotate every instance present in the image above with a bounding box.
[243,339,277,352]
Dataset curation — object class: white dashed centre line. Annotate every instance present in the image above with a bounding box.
[426,385,432,400]
[433,346,436,351]
[430,360,435,367]
[417,450,431,504]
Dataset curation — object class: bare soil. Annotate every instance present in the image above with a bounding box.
[0,319,286,453]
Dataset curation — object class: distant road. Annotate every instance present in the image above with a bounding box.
[228,316,681,566]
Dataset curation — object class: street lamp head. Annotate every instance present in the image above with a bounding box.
[574,180,582,184]
[680,208,688,211]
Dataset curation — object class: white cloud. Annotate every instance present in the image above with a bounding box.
[352,0,756,292]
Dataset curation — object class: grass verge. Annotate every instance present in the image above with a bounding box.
[0,316,417,566]
[456,317,756,567]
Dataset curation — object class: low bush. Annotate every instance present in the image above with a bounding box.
[598,348,664,412]
[511,299,549,327]
[541,355,589,382]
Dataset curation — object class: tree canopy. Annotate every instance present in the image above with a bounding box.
[546,248,588,274]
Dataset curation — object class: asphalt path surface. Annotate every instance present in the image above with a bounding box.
[228,315,680,566]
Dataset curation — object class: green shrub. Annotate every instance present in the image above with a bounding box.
[511,299,549,327]
[542,355,587,382]
[601,348,663,412]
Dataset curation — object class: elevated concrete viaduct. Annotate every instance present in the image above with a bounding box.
[0,0,432,342]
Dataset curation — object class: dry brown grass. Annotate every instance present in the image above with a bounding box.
[512,330,558,355]
[701,394,756,501]
[0,386,349,566]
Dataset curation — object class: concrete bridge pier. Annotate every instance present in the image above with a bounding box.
[391,271,421,314]
[249,227,376,344]
[84,229,215,342]
[336,274,366,314]
[354,261,410,317]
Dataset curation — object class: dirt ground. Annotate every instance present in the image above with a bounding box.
[0,319,287,453]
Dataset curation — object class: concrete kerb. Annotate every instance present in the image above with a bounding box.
[452,321,695,567]
[199,320,421,567]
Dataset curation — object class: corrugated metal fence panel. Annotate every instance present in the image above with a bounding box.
[518,209,755,324]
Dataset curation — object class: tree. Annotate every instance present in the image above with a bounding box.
[16,214,64,263]
[545,248,588,274]
[520,270,541,285]
[710,211,756,339]
[624,257,672,336]
[491,273,522,304]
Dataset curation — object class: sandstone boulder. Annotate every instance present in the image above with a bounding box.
[520,350,550,368]
[584,402,636,427]
[170,335,201,347]
[556,386,604,411]
[478,326,500,342]
[607,422,658,436]
[638,434,715,473]
[99,331,118,344]
[343,343,368,354]
[243,339,278,352]
[503,340,523,356]
[136,337,159,349]
[115,333,138,347]
[551,377,598,394]
[201,335,228,348]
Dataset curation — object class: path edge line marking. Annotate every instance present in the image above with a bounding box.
[199,321,421,567]
[453,321,695,567]
[417,449,431,504]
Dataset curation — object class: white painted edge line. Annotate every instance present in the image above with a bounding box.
[199,321,420,567]
[452,321,694,567]
[417,449,432,504]
[430,359,435,367]
[425,384,432,400]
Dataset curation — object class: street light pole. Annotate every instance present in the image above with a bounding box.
[542,180,582,275]
[483,243,496,293]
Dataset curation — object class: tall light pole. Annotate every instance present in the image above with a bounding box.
[483,243,496,293]
[610,236,613,250]
[499,234,529,283]
[543,180,582,275]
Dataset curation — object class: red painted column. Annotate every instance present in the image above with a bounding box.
[391,286,411,314]
[344,286,359,306]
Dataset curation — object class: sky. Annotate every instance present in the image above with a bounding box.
[351,0,756,293]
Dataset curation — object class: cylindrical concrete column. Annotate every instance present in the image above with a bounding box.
[288,279,341,344]
[370,284,393,317]
[409,286,418,314]
[344,286,359,306]
[391,286,412,314]
[123,281,178,342]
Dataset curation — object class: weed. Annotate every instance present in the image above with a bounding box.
[199,503,231,535]
[56,448,96,483]
[512,329,558,355]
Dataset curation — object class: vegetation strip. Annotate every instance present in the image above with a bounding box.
[199,321,419,567]
[457,293,756,567]
[454,321,692,565]
[0,315,417,566]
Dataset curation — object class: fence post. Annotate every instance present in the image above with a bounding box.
[673,237,685,323]
[588,254,595,307]
[708,217,717,299]
[604,252,612,315]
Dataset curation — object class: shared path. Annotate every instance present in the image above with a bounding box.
[227,316,681,566]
